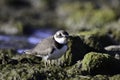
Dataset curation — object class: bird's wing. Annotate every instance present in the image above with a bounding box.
[33,47,54,56]
[31,37,55,56]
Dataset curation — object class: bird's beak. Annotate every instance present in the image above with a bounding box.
[65,35,69,38]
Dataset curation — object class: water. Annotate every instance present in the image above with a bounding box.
[0,29,53,54]
[28,29,53,44]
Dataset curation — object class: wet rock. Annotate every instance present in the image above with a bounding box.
[105,45,120,51]
[81,52,120,75]
[104,45,120,59]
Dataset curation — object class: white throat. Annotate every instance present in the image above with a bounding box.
[54,36,67,44]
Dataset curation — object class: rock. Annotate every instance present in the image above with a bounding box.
[60,36,92,66]
[81,52,120,75]
[109,74,120,80]
[0,47,120,79]
[104,45,120,59]
[68,75,91,80]
[0,49,17,64]
[79,30,117,51]
[104,45,120,51]
[91,75,108,80]
[60,30,117,66]
[67,60,82,75]
[0,49,69,80]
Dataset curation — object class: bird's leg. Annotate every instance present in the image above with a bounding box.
[48,60,54,66]
[41,59,46,67]
[41,58,48,68]
[48,60,51,67]
[56,59,61,66]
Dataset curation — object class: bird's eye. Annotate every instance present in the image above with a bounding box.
[63,32,69,36]
[59,33,62,37]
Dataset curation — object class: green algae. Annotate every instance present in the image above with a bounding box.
[81,52,120,75]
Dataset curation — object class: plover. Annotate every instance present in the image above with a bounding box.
[24,30,69,62]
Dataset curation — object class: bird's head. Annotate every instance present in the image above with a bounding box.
[54,30,69,44]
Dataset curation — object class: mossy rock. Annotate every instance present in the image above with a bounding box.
[0,64,46,80]
[60,36,93,66]
[79,30,117,51]
[0,49,17,64]
[0,64,69,80]
[67,60,82,76]
[81,52,120,75]
[91,75,108,80]
[67,60,91,80]
[69,76,91,80]
[0,49,70,80]
[60,30,116,66]
[0,49,42,65]
[109,74,120,80]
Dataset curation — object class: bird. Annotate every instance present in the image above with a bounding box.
[24,30,69,62]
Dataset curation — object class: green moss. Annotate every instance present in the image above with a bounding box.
[69,76,91,80]
[0,49,17,64]
[109,74,120,80]
[81,52,120,75]
[60,36,92,66]
[92,75,108,80]
[67,60,82,76]
[0,47,119,79]
[58,30,116,66]
[79,30,116,51]
[0,49,70,80]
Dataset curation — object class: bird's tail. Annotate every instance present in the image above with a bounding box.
[23,49,32,54]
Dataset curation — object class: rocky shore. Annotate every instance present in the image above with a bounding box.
[0,31,120,80]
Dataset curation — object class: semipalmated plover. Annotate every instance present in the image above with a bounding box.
[24,30,69,62]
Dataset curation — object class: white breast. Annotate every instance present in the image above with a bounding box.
[47,45,68,60]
